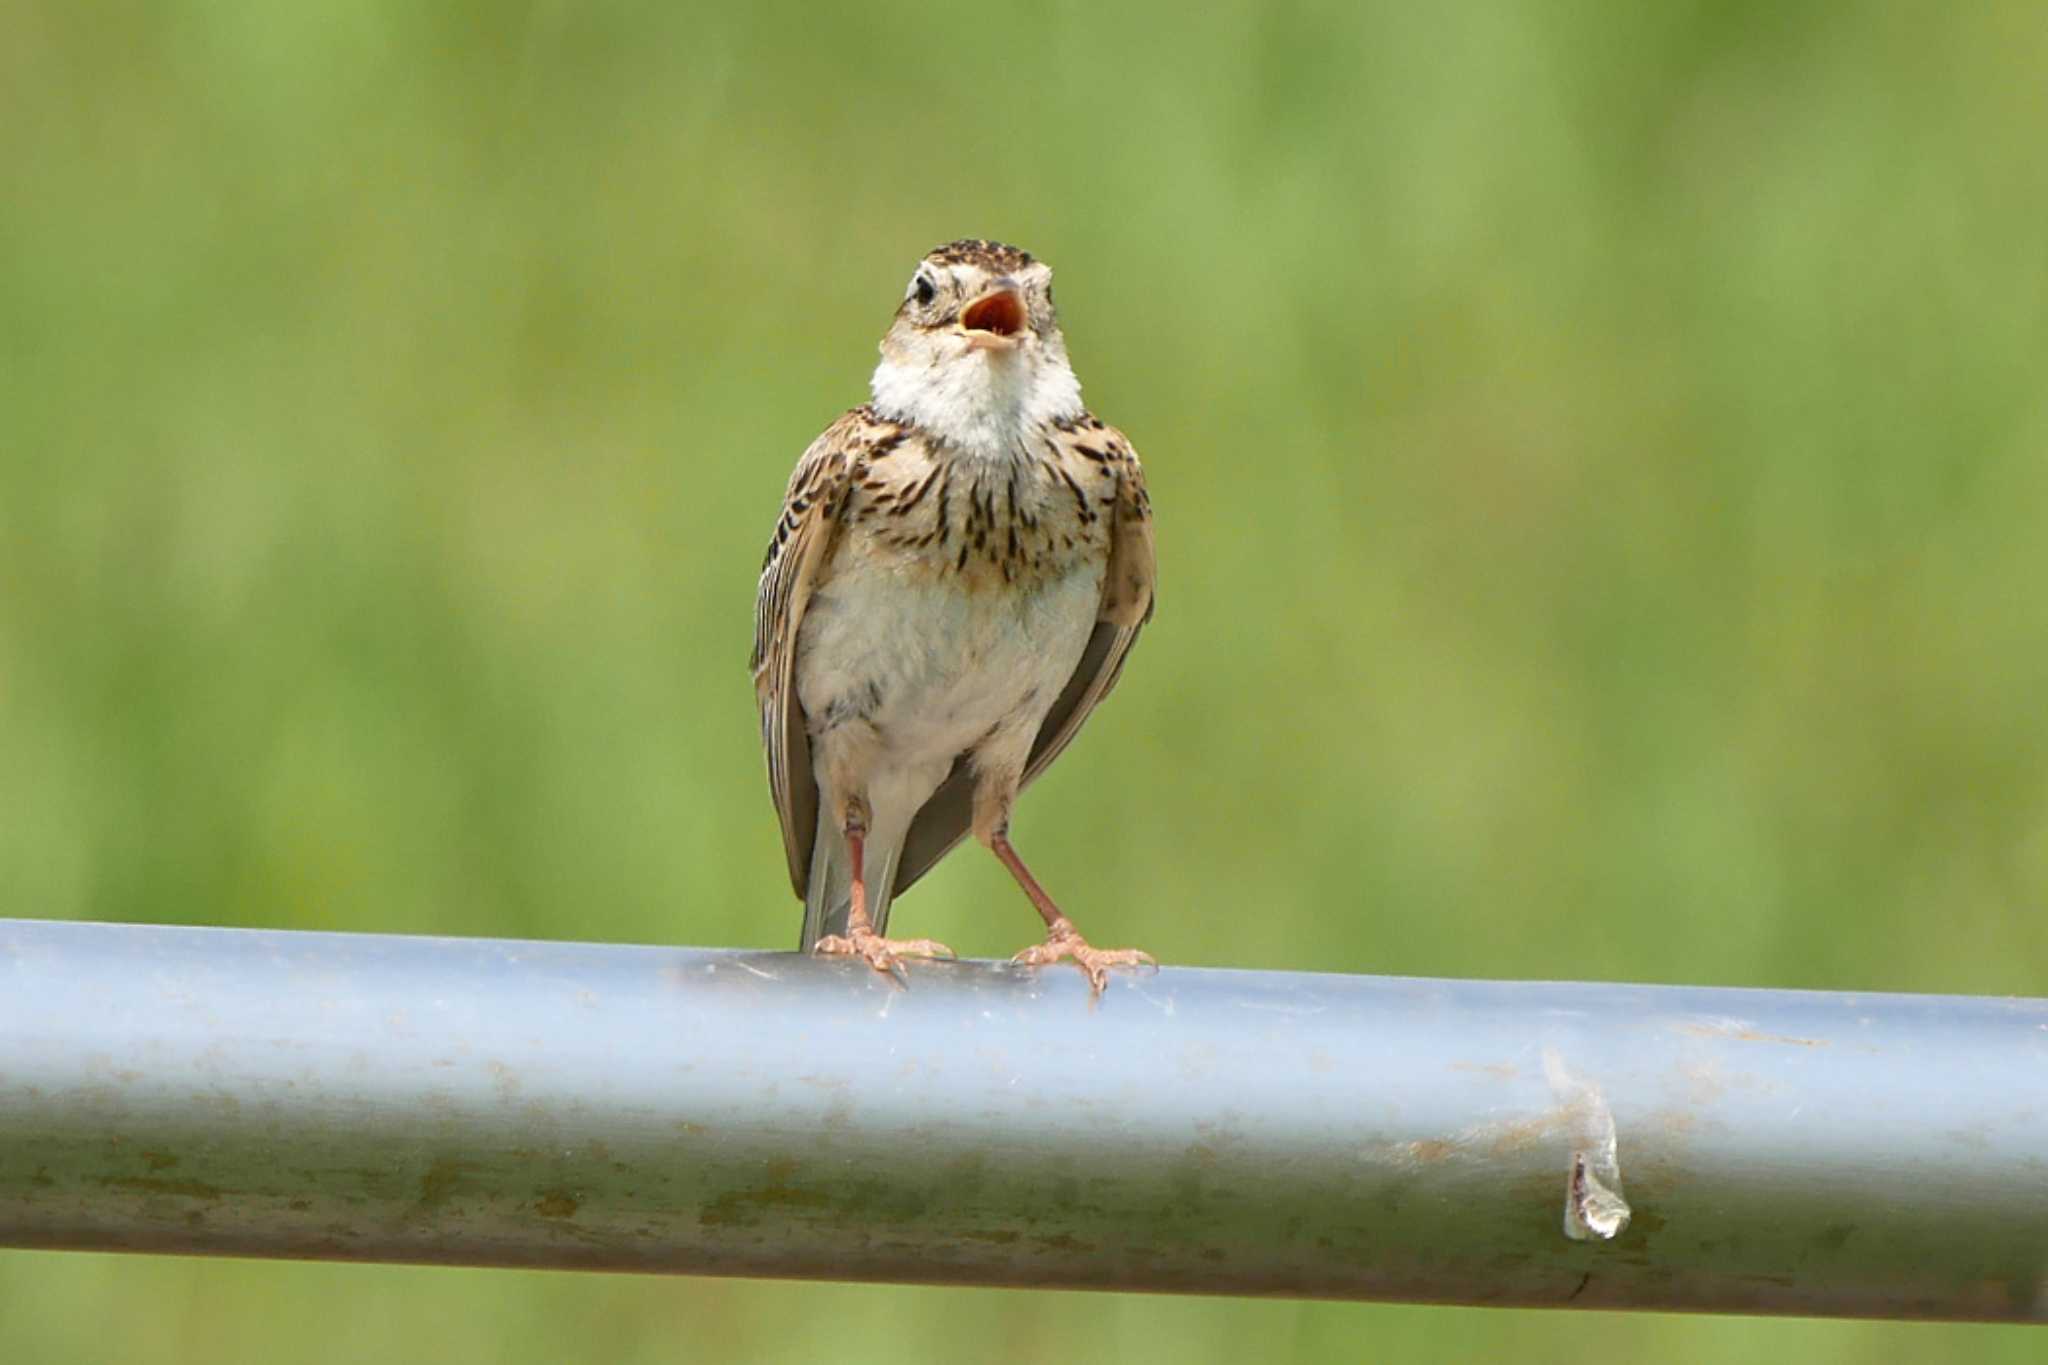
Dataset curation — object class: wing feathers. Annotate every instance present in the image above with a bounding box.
[752,409,888,898]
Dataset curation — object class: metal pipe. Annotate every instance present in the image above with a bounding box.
[0,917,2042,1320]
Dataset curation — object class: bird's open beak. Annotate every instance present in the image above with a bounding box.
[958,285,1027,350]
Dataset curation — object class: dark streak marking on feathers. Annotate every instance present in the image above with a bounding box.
[1057,466,1092,523]
[894,467,939,516]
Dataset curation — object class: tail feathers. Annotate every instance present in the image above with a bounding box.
[799,829,904,950]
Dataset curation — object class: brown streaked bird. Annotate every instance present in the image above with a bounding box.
[749,239,1157,992]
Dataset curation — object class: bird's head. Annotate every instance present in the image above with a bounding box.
[871,240,1082,457]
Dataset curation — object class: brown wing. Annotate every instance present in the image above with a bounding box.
[891,422,1157,895]
[751,409,881,899]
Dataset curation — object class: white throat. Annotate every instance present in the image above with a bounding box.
[871,349,1083,462]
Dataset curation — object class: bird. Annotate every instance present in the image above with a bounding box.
[749,239,1157,992]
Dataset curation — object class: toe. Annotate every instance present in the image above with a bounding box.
[1010,933,1155,993]
[812,934,906,983]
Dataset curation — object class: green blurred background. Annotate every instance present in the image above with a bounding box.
[3,1,2044,1360]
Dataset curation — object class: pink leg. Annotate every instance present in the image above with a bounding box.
[812,825,954,982]
[990,829,1154,994]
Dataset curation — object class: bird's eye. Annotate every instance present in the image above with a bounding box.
[910,273,937,306]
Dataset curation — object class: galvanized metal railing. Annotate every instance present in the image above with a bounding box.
[0,917,2043,1320]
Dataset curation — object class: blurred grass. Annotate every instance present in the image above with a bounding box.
[3,2,2046,1360]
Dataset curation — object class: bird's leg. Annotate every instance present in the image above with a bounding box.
[976,792,1154,994]
[811,797,954,980]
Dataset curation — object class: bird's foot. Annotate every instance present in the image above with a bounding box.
[813,928,956,984]
[1012,923,1156,994]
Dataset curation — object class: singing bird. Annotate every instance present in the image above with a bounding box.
[750,240,1157,992]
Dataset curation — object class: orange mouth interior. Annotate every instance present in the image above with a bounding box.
[960,290,1026,338]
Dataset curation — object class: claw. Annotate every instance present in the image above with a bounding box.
[1012,930,1156,994]
[814,929,956,985]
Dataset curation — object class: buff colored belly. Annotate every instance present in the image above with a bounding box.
[796,554,1104,777]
